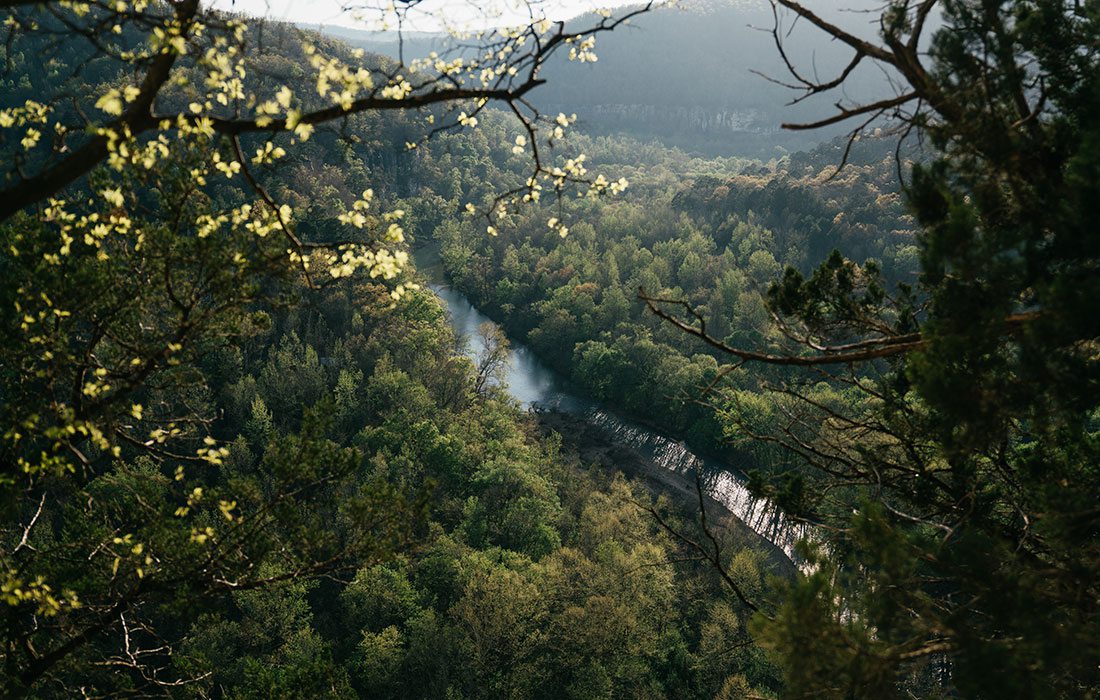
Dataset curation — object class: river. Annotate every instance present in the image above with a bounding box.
[415,243,811,565]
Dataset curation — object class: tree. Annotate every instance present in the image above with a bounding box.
[473,321,511,397]
[645,1,1100,696]
[0,1,652,693]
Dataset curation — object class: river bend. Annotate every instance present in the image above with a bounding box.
[417,245,810,564]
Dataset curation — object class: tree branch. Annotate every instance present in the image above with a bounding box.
[640,289,925,365]
[0,0,200,222]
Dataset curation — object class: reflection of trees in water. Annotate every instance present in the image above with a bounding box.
[473,322,511,397]
[581,408,810,566]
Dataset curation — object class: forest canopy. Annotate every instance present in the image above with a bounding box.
[1,0,1098,698]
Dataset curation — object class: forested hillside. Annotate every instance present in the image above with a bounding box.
[0,8,792,697]
[325,0,892,156]
[430,120,916,494]
[137,265,783,698]
[1,0,1098,698]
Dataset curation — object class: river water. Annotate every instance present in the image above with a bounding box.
[415,244,811,564]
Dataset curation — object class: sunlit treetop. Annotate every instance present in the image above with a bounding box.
[0,0,659,625]
[1,1,661,262]
[0,0,657,451]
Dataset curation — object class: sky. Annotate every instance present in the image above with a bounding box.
[211,0,646,32]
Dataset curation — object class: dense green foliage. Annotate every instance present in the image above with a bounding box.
[162,272,780,699]
[739,3,1100,696]
[433,127,915,473]
[3,0,1099,697]
[423,2,1100,696]
[0,14,783,697]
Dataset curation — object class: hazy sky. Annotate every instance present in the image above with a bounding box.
[211,0,644,31]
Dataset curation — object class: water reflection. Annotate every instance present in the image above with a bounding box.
[428,279,587,412]
[417,245,810,564]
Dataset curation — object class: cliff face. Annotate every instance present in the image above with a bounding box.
[584,104,766,133]
[540,102,822,157]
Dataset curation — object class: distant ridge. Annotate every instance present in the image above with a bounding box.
[314,1,893,157]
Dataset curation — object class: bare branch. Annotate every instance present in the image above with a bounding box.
[782,92,918,131]
[640,289,924,365]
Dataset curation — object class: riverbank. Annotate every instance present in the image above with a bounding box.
[419,244,764,489]
[415,241,805,572]
[533,409,798,579]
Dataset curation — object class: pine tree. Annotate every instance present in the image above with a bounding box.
[647,2,1100,695]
